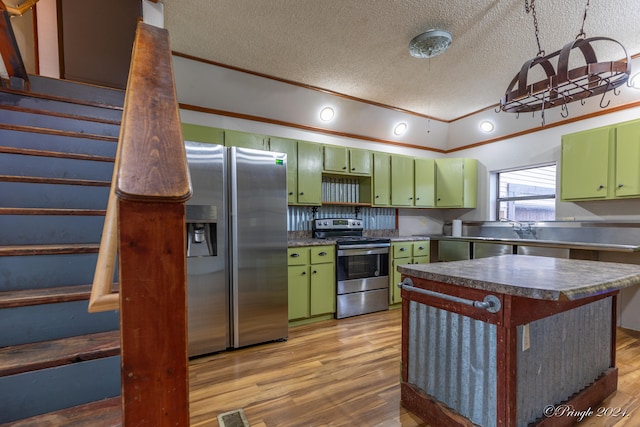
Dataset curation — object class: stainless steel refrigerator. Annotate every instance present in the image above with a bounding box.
[185,142,288,357]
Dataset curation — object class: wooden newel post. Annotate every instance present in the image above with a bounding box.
[115,21,192,426]
[118,200,189,426]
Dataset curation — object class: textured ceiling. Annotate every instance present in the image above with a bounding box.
[163,0,640,122]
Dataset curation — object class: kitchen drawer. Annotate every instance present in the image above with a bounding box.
[311,245,335,264]
[412,241,429,257]
[288,248,310,265]
[412,255,430,264]
[393,242,412,258]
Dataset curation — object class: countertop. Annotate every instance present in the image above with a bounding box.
[427,235,640,252]
[397,254,640,301]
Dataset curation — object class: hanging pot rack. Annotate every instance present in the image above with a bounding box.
[500,36,631,115]
[499,0,632,124]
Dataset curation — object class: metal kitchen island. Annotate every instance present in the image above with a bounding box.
[397,255,640,427]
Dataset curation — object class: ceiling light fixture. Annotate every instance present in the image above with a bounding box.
[480,120,495,133]
[409,29,452,59]
[499,0,631,126]
[319,106,334,122]
[393,122,408,136]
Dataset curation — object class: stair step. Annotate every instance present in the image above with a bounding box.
[0,175,111,187]
[29,74,125,106]
[0,207,106,216]
[0,330,120,377]
[0,123,118,143]
[0,108,121,138]
[0,283,118,309]
[0,102,121,126]
[0,146,115,163]
[0,244,100,257]
[0,87,123,122]
[1,397,121,427]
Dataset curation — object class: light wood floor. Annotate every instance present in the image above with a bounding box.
[188,309,640,427]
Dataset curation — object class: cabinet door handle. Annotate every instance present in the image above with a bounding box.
[409,197,413,200]
[300,192,304,195]
[342,166,347,170]
[399,247,406,251]
[318,251,327,256]
[418,246,425,250]
[375,195,379,198]
[598,185,605,190]
[618,184,624,188]
[312,270,317,274]
[301,271,307,275]
[416,197,420,200]
[290,253,300,258]
[351,167,356,171]
[289,191,294,195]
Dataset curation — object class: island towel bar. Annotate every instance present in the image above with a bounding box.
[399,278,502,313]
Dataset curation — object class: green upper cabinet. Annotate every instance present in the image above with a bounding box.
[323,146,349,173]
[269,137,298,204]
[182,123,224,145]
[614,120,640,198]
[372,152,391,206]
[296,141,323,205]
[349,148,372,175]
[414,158,435,207]
[323,146,372,175]
[391,155,415,206]
[225,130,269,150]
[435,158,477,208]
[560,127,611,201]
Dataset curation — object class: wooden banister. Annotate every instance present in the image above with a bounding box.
[89,21,191,426]
[87,179,119,313]
[0,2,29,86]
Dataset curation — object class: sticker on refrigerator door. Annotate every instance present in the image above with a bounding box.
[275,159,284,165]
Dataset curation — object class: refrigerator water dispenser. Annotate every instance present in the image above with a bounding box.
[186,205,218,258]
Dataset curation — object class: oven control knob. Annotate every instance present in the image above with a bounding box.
[356,221,361,226]
[324,221,328,226]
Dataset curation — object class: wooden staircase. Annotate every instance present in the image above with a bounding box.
[0,75,124,424]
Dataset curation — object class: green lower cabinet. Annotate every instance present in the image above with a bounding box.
[288,265,310,320]
[288,245,335,325]
[310,262,335,315]
[390,240,430,305]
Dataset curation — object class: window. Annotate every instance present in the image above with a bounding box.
[496,164,556,221]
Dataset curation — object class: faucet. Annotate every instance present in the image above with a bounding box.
[499,218,536,238]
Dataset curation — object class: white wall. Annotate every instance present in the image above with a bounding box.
[171,54,640,237]
[35,0,59,78]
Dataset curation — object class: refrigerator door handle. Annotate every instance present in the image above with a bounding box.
[229,148,240,347]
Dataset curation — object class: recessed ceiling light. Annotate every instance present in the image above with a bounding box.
[320,107,335,121]
[393,122,408,136]
[480,120,495,133]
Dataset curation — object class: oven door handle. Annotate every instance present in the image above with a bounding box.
[338,247,389,256]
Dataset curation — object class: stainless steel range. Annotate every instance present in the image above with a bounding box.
[313,218,390,318]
